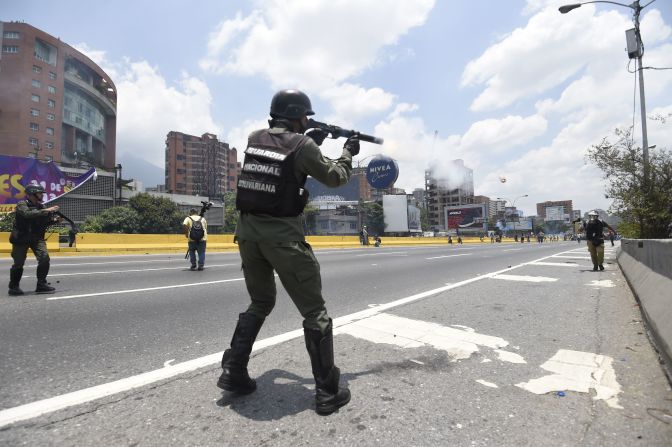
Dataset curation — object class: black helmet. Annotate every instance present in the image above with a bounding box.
[25,184,45,195]
[270,89,315,119]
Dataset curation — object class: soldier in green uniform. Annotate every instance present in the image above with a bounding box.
[217,89,359,415]
[8,184,61,295]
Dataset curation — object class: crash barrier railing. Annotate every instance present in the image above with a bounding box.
[618,239,672,382]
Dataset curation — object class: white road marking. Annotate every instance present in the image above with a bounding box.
[516,349,622,409]
[503,248,522,252]
[24,264,234,278]
[426,254,471,260]
[356,251,407,257]
[476,380,498,388]
[163,359,175,368]
[530,262,579,267]
[494,350,527,364]
[587,280,615,288]
[553,255,592,260]
[335,313,509,360]
[46,278,246,301]
[492,274,558,283]
[0,247,581,428]
[409,359,425,365]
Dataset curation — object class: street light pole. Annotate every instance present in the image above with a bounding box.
[559,0,650,185]
[497,194,528,236]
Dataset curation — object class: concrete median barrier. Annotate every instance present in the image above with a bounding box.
[618,239,672,380]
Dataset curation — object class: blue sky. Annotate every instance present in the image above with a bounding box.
[5,0,671,216]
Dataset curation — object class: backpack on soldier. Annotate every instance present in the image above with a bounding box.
[188,217,205,241]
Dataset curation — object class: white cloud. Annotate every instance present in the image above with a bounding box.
[199,0,434,123]
[461,5,631,111]
[321,84,396,124]
[75,45,220,169]
[460,115,547,153]
[200,0,434,91]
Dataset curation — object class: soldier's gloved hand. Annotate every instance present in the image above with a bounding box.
[344,135,360,156]
[306,129,329,146]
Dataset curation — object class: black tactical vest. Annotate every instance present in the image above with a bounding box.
[14,200,50,236]
[236,130,309,217]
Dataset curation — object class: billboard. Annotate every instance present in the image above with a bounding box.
[383,194,408,232]
[445,204,486,231]
[306,175,360,201]
[366,155,399,189]
[0,155,97,213]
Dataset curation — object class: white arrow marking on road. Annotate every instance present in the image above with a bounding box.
[426,254,472,260]
[492,274,558,282]
[516,349,622,409]
[529,262,579,267]
[476,380,499,388]
[586,280,615,288]
[335,313,509,361]
[494,350,527,364]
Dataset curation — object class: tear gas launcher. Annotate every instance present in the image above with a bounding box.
[307,119,384,145]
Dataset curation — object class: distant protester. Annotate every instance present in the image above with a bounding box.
[183,208,207,271]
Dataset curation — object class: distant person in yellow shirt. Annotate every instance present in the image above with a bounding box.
[183,208,207,271]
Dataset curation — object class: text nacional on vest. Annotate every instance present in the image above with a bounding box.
[245,147,288,161]
[238,179,277,194]
[242,162,282,177]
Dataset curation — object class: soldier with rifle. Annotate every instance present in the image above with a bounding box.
[217,89,383,415]
[7,184,62,295]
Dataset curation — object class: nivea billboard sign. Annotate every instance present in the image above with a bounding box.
[366,155,399,189]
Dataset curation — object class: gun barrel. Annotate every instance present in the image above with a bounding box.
[307,119,384,145]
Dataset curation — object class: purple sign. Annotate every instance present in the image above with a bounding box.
[0,155,97,213]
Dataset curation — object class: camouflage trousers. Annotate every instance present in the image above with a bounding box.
[11,238,50,275]
[238,239,330,333]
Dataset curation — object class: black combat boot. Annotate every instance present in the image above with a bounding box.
[35,263,55,294]
[304,320,351,415]
[8,267,24,296]
[217,312,264,394]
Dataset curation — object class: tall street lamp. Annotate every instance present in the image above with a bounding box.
[559,0,652,187]
[497,194,528,235]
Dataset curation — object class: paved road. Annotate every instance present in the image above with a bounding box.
[0,241,670,446]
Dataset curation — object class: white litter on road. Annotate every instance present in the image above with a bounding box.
[587,280,615,288]
[515,349,622,409]
[494,350,527,364]
[492,274,558,283]
[475,380,499,388]
[335,313,508,361]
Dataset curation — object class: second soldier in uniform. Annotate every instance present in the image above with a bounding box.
[7,184,61,295]
[217,89,359,415]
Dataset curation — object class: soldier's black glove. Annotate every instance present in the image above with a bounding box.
[344,135,360,156]
[306,129,329,146]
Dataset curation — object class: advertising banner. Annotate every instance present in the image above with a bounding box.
[0,155,97,213]
[383,194,408,232]
[366,155,399,189]
[445,204,486,231]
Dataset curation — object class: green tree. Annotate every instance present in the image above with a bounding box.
[81,206,141,233]
[420,206,430,232]
[129,193,183,234]
[586,127,672,238]
[221,191,239,233]
[302,204,319,235]
[360,201,384,236]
